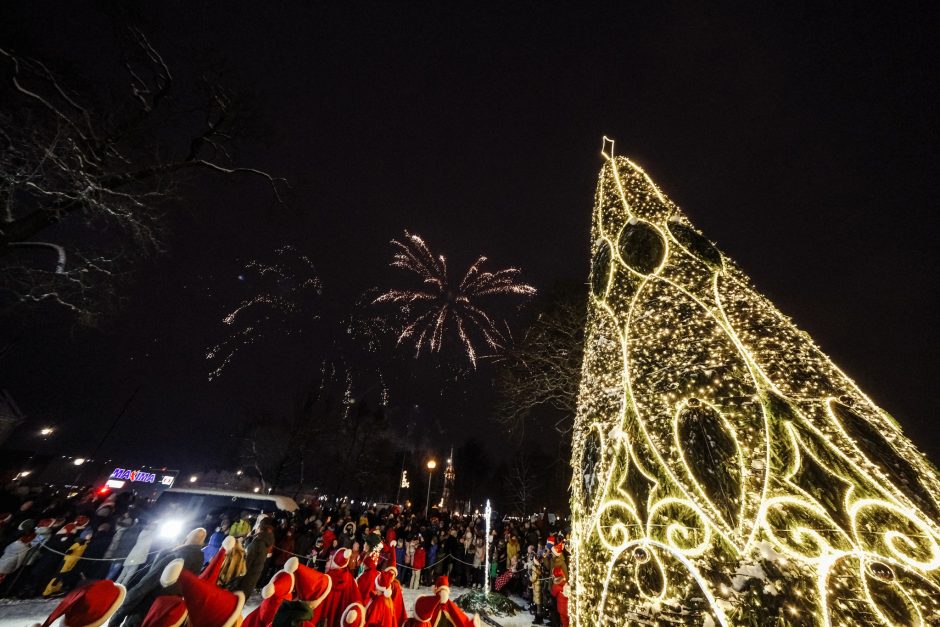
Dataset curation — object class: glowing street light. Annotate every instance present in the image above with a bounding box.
[425,459,437,517]
[73,458,85,466]
[39,427,54,437]
[189,475,198,483]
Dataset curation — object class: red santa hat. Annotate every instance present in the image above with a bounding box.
[329,547,352,571]
[433,575,450,603]
[262,569,295,600]
[384,528,397,547]
[413,594,439,622]
[57,515,91,536]
[384,564,399,578]
[552,566,566,582]
[160,559,245,627]
[31,580,126,627]
[551,541,565,557]
[340,602,366,627]
[36,518,56,533]
[373,569,394,598]
[285,557,333,607]
[201,535,235,583]
[141,595,188,627]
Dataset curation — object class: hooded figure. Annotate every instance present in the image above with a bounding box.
[403,594,438,627]
[384,566,407,626]
[31,579,126,627]
[287,556,333,627]
[363,569,396,627]
[202,529,227,565]
[355,552,381,600]
[243,566,295,627]
[110,528,206,627]
[550,566,570,627]
[159,558,245,627]
[429,576,481,627]
[322,548,363,627]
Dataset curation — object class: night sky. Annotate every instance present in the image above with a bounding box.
[2,3,939,470]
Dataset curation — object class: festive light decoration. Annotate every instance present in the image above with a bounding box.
[569,140,940,626]
[374,231,535,366]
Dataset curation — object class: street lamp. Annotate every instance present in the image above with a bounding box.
[425,459,437,517]
[73,458,85,466]
[39,427,54,437]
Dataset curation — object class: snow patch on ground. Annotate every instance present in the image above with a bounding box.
[0,585,533,627]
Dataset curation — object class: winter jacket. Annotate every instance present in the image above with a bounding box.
[413,546,427,570]
[110,543,204,627]
[235,527,274,597]
[123,527,155,567]
[202,530,226,565]
[551,579,570,627]
[0,534,35,575]
[105,522,142,562]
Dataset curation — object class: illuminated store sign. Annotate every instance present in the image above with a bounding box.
[110,468,157,483]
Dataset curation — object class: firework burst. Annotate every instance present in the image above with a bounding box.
[373,231,535,366]
[207,245,322,380]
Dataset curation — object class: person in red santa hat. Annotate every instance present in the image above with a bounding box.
[363,569,397,627]
[285,556,333,627]
[322,548,363,627]
[242,565,295,627]
[31,579,126,627]
[141,595,188,627]
[549,566,569,627]
[339,602,366,627]
[383,566,406,627]
[355,551,381,601]
[402,594,437,627]
[378,530,397,572]
[429,576,481,627]
[159,558,246,627]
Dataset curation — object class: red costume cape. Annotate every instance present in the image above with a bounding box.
[322,568,363,627]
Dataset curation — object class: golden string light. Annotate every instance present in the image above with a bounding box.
[570,140,940,626]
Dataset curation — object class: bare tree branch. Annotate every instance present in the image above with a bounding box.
[494,285,586,439]
[0,31,285,322]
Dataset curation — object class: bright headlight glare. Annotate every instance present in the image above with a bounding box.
[159,519,183,539]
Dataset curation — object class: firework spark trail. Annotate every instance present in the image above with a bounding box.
[207,245,322,380]
[373,230,535,366]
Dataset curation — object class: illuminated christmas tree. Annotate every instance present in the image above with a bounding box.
[570,140,940,626]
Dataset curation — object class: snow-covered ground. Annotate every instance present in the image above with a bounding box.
[0,585,532,626]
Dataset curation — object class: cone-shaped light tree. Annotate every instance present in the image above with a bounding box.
[570,142,940,626]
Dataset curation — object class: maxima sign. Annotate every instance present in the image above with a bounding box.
[109,467,175,487]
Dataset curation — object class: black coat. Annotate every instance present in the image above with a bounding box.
[110,544,204,627]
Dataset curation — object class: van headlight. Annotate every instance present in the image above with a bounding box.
[159,519,183,540]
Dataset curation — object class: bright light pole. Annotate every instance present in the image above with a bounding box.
[425,459,437,517]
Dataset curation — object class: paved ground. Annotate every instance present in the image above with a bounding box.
[0,585,532,626]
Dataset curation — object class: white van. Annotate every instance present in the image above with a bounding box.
[152,487,298,542]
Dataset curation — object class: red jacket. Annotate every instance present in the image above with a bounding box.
[412,547,426,570]
[551,580,569,626]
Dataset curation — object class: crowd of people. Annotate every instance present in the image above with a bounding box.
[0,483,571,626]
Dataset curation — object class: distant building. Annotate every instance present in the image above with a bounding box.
[0,389,25,446]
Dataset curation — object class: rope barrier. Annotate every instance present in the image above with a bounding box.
[37,542,164,562]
